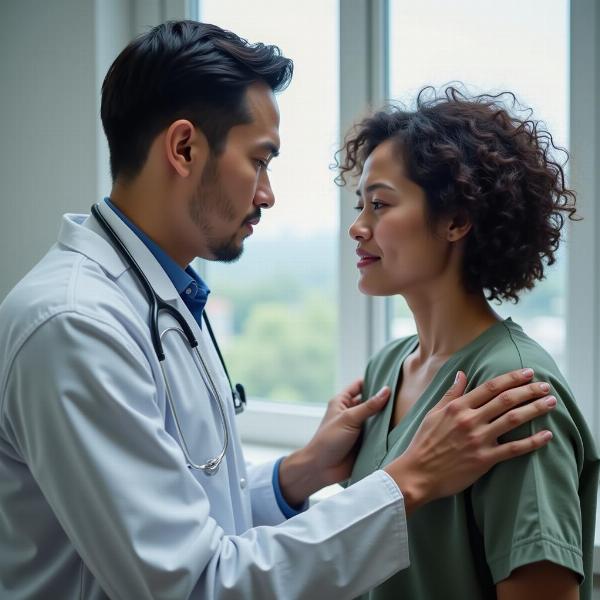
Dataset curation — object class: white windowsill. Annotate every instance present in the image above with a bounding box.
[237,399,325,449]
[243,442,342,503]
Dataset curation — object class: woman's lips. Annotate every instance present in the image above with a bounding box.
[356,250,381,268]
[357,256,380,268]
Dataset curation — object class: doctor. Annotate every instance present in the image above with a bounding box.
[0,20,557,599]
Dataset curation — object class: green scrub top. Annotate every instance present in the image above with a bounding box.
[349,319,599,600]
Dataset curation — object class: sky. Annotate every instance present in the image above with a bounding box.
[199,0,570,370]
[200,0,568,240]
[389,0,568,147]
[200,0,340,239]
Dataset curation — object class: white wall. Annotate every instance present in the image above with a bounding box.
[0,0,99,299]
[95,0,135,201]
[0,0,183,301]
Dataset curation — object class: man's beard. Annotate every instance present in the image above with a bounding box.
[211,234,245,262]
[189,154,253,263]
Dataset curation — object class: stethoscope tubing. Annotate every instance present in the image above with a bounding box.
[159,327,228,474]
[91,204,197,360]
[90,203,241,475]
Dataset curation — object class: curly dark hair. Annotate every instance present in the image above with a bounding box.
[336,86,578,303]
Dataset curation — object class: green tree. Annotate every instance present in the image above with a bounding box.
[223,293,336,404]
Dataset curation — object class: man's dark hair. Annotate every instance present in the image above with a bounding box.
[101,20,293,182]
[336,86,577,303]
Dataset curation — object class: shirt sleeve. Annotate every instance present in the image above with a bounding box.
[468,359,589,585]
[244,458,308,526]
[2,310,410,599]
[272,457,309,517]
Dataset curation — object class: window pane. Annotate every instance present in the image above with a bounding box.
[387,0,569,371]
[197,0,339,404]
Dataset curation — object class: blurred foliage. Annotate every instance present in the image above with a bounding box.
[215,276,303,333]
[221,291,336,404]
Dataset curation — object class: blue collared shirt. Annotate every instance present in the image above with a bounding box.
[105,198,209,327]
[104,198,303,518]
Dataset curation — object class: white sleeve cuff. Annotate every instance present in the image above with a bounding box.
[246,459,288,526]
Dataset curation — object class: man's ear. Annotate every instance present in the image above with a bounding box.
[446,211,472,242]
[164,119,209,177]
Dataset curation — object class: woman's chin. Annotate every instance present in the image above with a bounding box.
[358,278,390,297]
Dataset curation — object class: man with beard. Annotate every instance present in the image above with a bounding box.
[0,20,557,599]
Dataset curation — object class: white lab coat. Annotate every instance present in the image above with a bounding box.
[0,201,409,599]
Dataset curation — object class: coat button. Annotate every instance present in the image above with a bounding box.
[239,477,248,489]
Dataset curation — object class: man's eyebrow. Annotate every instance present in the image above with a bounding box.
[355,182,395,197]
[258,141,280,158]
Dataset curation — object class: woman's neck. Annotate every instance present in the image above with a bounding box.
[403,283,500,365]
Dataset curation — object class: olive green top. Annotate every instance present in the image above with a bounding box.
[349,319,599,600]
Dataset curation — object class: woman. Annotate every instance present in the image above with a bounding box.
[339,87,599,600]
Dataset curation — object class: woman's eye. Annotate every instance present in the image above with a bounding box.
[255,159,270,171]
[353,204,364,212]
[371,200,385,210]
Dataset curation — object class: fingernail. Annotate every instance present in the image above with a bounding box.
[541,430,553,441]
[545,396,557,407]
[539,382,550,393]
[454,371,460,384]
[521,368,534,378]
[377,386,388,397]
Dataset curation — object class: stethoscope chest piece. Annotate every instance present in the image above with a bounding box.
[233,383,247,415]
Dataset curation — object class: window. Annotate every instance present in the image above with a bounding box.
[387,0,570,370]
[187,0,600,453]
[197,0,340,406]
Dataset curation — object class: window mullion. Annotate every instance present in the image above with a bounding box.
[338,0,390,389]
[568,0,600,440]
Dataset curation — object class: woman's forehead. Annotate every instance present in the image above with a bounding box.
[358,141,407,186]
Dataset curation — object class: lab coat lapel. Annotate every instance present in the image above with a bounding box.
[85,201,180,302]
[57,205,179,303]
[73,202,228,392]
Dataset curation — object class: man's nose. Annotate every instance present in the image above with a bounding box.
[254,170,275,209]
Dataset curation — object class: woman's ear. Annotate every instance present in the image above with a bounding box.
[164,119,209,177]
[446,212,472,242]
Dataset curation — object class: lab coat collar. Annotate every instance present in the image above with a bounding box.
[57,201,180,302]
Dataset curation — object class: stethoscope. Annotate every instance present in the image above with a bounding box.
[91,203,246,476]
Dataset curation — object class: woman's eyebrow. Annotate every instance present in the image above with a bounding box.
[355,182,396,197]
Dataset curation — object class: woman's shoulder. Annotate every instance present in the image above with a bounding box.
[466,318,566,389]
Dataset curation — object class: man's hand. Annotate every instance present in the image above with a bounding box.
[384,369,556,515]
[278,380,391,506]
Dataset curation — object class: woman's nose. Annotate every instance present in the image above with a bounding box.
[349,214,371,241]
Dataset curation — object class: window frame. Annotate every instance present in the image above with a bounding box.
[183,0,600,453]
[229,0,392,447]
[567,0,600,444]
